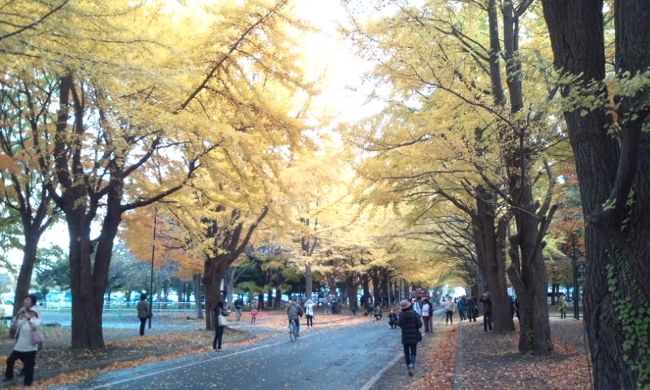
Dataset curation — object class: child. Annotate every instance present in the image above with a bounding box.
[389,309,398,329]
[250,307,258,323]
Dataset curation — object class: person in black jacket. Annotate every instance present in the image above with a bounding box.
[398,299,423,377]
[213,301,230,350]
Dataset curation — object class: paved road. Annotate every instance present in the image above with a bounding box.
[52,320,401,390]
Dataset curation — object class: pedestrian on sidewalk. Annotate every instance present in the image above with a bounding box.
[466,296,477,322]
[399,299,423,377]
[389,309,398,329]
[457,296,466,321]
[427,299,433,331]
[234,297,244,321]
[559,295,567,319]
[213,301,230,350]
[480,292,493,331]
[411,297,422,317]
[373,305,383,320]
[444,298,455,325]
[136,293,151,336]
[304,298,315,327]
[250,307,258,323]
[3,294,42,387]
[422,299,431,333]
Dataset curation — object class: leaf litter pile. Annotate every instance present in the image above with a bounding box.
[454,318,592,390]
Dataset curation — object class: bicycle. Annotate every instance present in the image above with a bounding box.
[289,320,298,342]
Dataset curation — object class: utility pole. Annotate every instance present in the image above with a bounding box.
[149,207,158,329]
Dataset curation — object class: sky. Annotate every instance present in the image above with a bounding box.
[1,0,381,272]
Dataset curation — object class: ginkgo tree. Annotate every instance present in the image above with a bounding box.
[0,0,316,347]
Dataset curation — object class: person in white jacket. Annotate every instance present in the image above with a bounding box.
[304,299,315,327]
[3,294,42,387]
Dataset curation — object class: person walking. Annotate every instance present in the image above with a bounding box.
[234,297,244,321]
[213,301,230,350]
[480,292,493,331]
[444,299,455,325]
[389,309,399,329]
[466,296,477,322]
[427,299,434,331]
[398,299,423,377]
[559,295,567,319]
[373,305,383,320]
[457,297,466,321]
[304,298,315,327]
[3,294,42,387]
[412,298,422,317]
[250,307,258,323]
[421,299,431,333]
[136,293,151,336]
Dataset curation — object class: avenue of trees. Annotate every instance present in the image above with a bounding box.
[0,0,647,388]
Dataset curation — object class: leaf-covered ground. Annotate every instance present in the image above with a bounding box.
[0,311,370,389]
[454,318,592,390]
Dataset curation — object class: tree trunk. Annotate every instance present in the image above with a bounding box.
[542,0,650,386]
[474,188,515,332]
[257,293,264,310]
[275,288,282,307]
[344,274,358,309]
[224,266,236,304]
[305,262,312,300]
[67,217,106,349]
[361,274,370,305]
[203,263,226,331]
[12,230,41,317]
[370,270,381,306]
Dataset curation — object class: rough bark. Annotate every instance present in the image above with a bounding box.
[474,187,515,332]
[12,230,42,316]
[542,0,650,386]
[305,262,312,300]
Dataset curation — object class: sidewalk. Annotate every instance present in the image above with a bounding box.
[452,318,591,390]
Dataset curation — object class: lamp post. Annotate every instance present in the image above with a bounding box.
[148,207,157,329]
[571,234,580,320]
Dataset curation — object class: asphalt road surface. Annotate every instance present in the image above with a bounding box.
[51,319,402,390]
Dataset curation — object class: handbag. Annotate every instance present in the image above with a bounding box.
[31,327,45,346]
[218,313,228,327]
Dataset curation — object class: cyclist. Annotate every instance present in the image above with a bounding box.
[286,299,303,337]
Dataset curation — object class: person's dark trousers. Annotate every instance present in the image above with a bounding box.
[306,315,313,327]
[428,316,433,331]
[4,350,36,386]
[423,316,430,332]
[213,325,225,349]
[483,311,493,331]
[403,343,417,367]
[445,311,453,324]
[139,317,147,336]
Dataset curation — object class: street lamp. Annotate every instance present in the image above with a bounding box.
[149,207,158,329]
